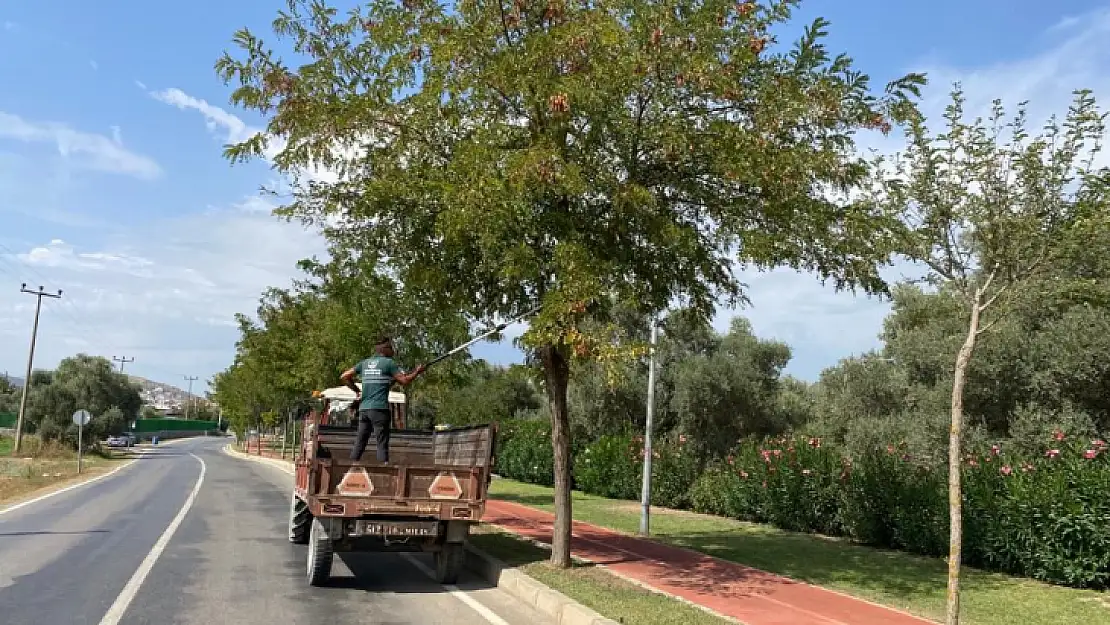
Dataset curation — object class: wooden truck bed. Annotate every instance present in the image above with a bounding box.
[294,423,495,522]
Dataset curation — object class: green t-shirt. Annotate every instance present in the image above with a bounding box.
[354,356,400,410]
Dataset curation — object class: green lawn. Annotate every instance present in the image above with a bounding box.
[470,526,730,625]
[488,478,1110,625]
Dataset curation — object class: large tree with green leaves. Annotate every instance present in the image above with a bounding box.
[865,87,1110,624]
[217,0,921,565]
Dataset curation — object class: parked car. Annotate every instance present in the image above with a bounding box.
[106,435,130,448]
[124,432,138,446]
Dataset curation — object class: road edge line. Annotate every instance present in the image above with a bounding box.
[0,453,142,518]
[460,545,620,625]
[399,553,514,625]
[97,452,208,625]
[225,444,616,624]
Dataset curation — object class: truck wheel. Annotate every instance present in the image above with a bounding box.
[288,493,310,544]
[434,543,466,584]
[306,518,333,586]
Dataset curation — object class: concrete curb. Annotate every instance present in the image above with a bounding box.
[464,544,619,625]
[225,444,617,624]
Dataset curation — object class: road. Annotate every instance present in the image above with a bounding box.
[0,437,555,625]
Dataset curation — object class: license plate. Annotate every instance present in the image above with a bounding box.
[352,521,439,537]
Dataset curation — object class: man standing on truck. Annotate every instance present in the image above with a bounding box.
[341,336,426,462]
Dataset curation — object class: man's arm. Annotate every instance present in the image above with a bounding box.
[392,363,427,387]
[340,365,361,399]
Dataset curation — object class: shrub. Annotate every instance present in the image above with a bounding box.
[495,419,555,486]
[574,434,641,499]
[499,417,1110,590]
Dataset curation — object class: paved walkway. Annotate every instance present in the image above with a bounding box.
[485,499,936,625]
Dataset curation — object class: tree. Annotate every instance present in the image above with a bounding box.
[216,0,921,566]
[866,87,1110,624]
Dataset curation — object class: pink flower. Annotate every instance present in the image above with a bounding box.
[787,446,795,454]
[727,455,735,465]
[1046,449,1060,459]
[739,470,749,479]
[1084,449,1099,460]
[990,444,1001,456]
[967,458,979,467]
[678,434,687,444]
[1053,429,1066,442]
[1000,465,1013,476]
[1093,439,1107,449]
[808,437,822,448]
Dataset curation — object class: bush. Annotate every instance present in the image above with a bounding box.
[499,417,1110,590]
[495,419,555,487]
[573,434,641,499]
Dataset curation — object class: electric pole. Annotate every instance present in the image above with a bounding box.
[184,375,198,418]
[639,315,658,536]
[112,356,134,374]
[13,284,63,455]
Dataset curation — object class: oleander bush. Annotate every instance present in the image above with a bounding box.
[496,420,1110,589]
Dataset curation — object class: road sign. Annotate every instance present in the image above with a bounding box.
[72,409,91,426]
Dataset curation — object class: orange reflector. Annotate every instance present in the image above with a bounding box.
[337,467,374,496]
[428,471,463,500]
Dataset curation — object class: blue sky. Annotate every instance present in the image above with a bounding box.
[2,0,1109,393]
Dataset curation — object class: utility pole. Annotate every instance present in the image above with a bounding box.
[13,284,63,455]
[639,316,658,536]
[112,356,134,374]
[183,376,198,419]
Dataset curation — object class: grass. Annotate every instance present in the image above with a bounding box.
[0,434,129,508]
[488,478,1110,625]
[470,526,731,625]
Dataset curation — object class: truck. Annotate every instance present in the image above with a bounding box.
[289,384,497,586]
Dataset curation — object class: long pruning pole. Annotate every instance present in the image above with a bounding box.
[424,307,542,369]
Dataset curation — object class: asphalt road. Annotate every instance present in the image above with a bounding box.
[0,437,555,625]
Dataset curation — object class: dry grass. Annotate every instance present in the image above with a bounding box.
[0,435,127,508]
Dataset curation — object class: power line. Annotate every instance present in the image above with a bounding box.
[13,284,63,455]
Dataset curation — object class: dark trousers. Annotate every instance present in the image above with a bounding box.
[351,408,390,462]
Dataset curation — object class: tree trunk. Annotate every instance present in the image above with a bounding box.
[539,343,573,568]
[947,298,981,625]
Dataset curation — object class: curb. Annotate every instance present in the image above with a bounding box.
[464,544,619,625]
[224,444,618,624]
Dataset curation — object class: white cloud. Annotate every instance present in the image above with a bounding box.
[0,112,162,179]
[0,197,327,392]
[151,88,259,147]
[150,86,341,184]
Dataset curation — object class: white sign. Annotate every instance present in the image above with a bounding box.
[72,409,92,427]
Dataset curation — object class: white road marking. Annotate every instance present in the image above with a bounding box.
[0,450,147,518]
[227,443,515,625]
[97,452,207,625]
[400,553,512,625]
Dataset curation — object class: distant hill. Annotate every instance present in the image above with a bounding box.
[128,375,205,412]
[2,375,23,388]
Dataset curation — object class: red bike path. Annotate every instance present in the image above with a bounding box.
[485,499,936,625]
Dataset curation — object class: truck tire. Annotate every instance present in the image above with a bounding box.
[306,518,333,586]
[434,543,466,584]
[288,493,310,544]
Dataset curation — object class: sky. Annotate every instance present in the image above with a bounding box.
[2,0,1109,394]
